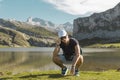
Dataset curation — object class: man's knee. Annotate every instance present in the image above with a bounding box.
[76,55,83,64]
[79,55,83,63]
[52,56,59,62]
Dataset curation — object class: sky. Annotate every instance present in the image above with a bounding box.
[0,0,120,24]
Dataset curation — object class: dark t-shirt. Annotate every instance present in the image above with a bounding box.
[60,38,79,60]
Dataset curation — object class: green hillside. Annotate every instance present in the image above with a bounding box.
[0,19,57,47]
[0,19,56,38]
[0,27,30,47]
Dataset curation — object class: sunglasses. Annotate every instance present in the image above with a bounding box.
[60,36,67,40]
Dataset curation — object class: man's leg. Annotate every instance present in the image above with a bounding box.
[53,55,68,76]
[75,55,83,69]
[52,55,66,68]
[74,55,83,76]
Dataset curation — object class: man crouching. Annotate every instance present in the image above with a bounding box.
[52,29,83,76]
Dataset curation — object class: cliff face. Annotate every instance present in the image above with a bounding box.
[73,2,120,43]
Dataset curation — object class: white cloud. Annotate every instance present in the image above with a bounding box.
[44,0,120,16]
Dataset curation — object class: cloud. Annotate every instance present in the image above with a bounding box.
[44,0,120,16]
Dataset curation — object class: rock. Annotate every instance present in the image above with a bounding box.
[73,2,120,43]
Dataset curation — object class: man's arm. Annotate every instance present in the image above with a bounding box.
[53,38,61,56]
[70,44,81,75]
[53,45,60,57]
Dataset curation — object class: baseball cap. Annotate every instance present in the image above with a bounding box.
[58,29,67,38]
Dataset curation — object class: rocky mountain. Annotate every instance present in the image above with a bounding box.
[0,18,56,47]
[26,17,73,33]
[58,22,73,33]
[73,2,120,45]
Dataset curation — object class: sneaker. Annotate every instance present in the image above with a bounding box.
[74,69,79,76]
[61,67,68,76]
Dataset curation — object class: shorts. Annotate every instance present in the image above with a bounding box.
[59,54,74,64]
[59,48,83,64]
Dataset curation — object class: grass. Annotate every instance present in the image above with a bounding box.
[0,70,120,80]
[86,43,120,48]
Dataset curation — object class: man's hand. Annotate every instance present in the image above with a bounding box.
[70,66,75,75]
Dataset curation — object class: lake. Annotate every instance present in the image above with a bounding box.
[0,47,120,73]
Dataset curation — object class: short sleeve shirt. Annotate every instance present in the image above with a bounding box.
[60,38,79,60]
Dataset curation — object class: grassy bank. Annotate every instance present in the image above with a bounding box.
[86,43,120,48]
[0,70,120,80]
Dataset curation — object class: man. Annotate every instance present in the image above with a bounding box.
[53,29,83,76]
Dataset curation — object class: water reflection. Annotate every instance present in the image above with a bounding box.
[0,51,52,72]
[82,51,120,71]
[0,48,120,72]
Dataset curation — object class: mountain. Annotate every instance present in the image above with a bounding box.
[73,2,120,45]
[0,16,73,47]
[58,22,73,33]
[0,26,30,47]
[26,17,73,33]
[0,18,57,47]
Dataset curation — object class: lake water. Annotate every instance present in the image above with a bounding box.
[0,47,120,73]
